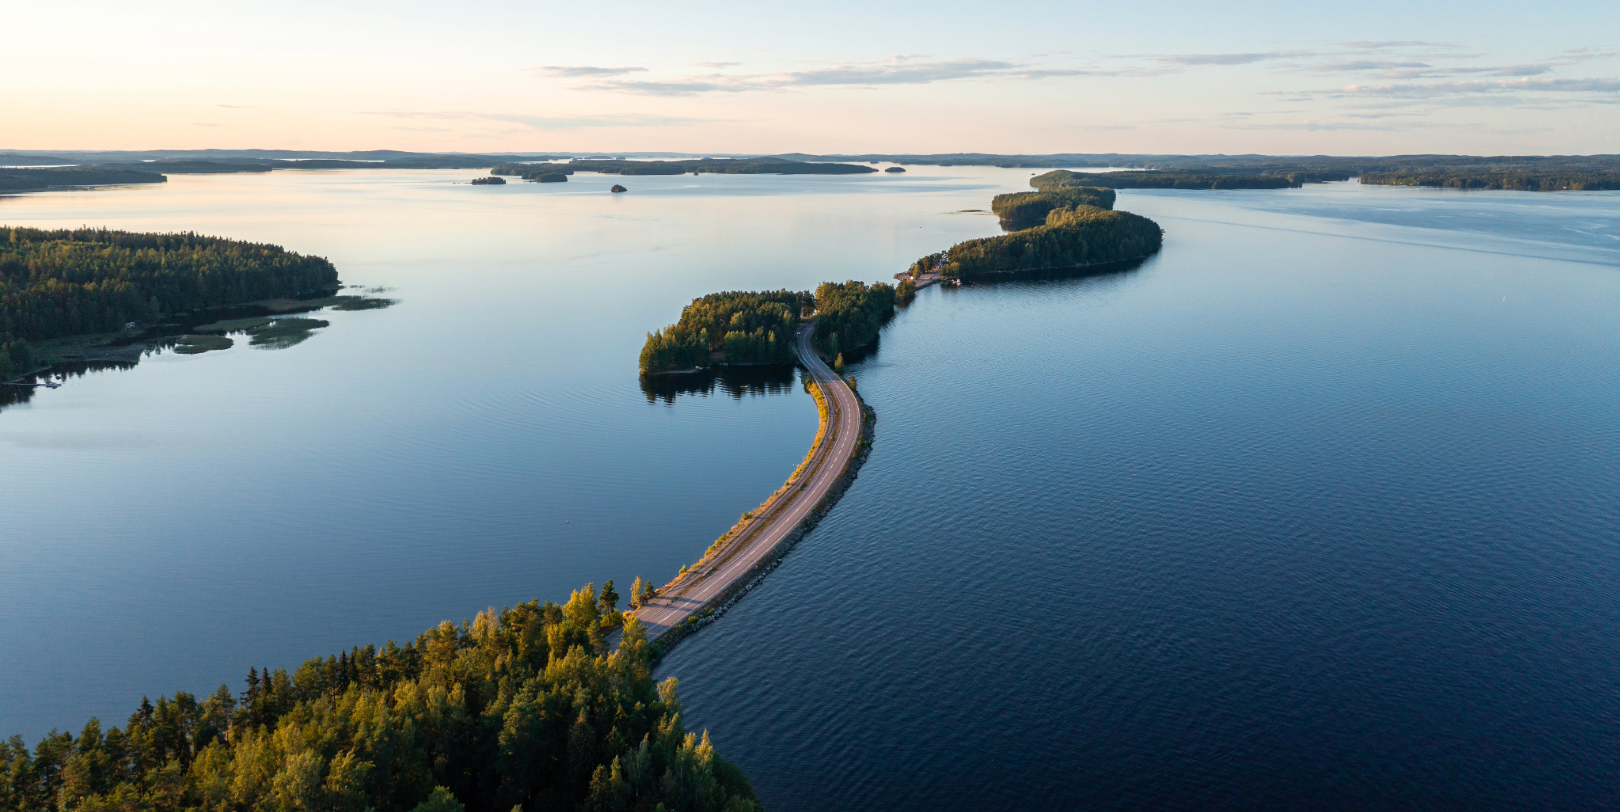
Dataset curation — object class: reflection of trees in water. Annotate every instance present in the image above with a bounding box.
[0,360,137,412]
[954,255,1149,288]
[640,364,799,404]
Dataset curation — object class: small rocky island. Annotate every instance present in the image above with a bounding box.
[885,166,906,173]
[611,184,628,193]
[470,176,505,185]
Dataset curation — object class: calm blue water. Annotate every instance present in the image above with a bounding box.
[661,185,1620,811]
[5,172,1620,810]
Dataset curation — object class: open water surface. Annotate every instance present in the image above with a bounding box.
[4,169,1620,810]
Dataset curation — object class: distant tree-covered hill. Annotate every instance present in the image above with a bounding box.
[0,167,166,193]
[566,158,877,176]
[1359,171,1620,191]
[1031,169,1313,191]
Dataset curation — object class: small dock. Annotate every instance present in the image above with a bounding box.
[895,271,944,289]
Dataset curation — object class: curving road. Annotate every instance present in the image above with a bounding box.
[625,322,862,643]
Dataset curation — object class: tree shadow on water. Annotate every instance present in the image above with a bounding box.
[639,365,799,404]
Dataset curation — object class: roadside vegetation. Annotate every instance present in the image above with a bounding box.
[0,583,761,812]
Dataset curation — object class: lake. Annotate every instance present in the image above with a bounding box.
[4,169,1619,810]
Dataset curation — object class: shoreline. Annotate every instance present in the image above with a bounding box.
[625,322,872,658]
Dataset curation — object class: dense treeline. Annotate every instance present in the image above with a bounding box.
[779,153,1620,175]
[0,228,337,377]
[0,584,762,812]
[1359,171,1620,191]
[1031,169,1301,191]
[640,290,811,374]
[939,205,1162,279]
[0,168,166,194]
[812,281,896,361]
[990,186,1115,230]
[0,336,35,380]
[561,159,875,177]
[491,165,578,180]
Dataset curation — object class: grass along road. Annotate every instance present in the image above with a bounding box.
[624,322,862,644]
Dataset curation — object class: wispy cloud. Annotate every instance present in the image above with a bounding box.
[1311,60,1432,73]
[1343,40,1452,51]
[1324,76,1620,98]
[1221,119,1397,131]
[1153,52,1299,67]
[362,110,715,129]
[691,61,741,69]
[576,57,1093,96]
[530,65,648,79]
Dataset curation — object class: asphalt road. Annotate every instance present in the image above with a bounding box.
[624,322,861,643]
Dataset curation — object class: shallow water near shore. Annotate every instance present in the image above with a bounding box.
[4,170,1620,810]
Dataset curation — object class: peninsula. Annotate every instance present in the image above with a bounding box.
[0,227,379,381]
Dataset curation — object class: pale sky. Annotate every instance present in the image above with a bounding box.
[4,0,1617,155]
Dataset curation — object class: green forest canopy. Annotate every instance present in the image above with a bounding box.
[810,281,896,361]
[638,281,898,374]
[0,227,337,379]
[0,583,762,812]
[935,205,1163,279]
[640,290,812,374]
[990,186,1115,230]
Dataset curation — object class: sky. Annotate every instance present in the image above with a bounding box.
[3,0,1617,155]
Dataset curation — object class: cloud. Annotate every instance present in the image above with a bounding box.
[362,111,715,129]
[1311,60,1432,73]
[1221,119,1397,131]
[1153,52,1297,66]
[1343,40,1451,50]
[1327,76,1620,98]
[530,65,648,78]
[691,61,741,69]
[579,58,1091,96]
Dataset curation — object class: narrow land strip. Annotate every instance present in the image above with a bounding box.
[625,322,864,646]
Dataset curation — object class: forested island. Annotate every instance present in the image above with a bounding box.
[991,186,1116,230]
[0,583,762,812]
[501,158,875,177]
[0,228,339,379]
[639,281,897,375]
[1359,171,1620,191]
[639,290,809,374]
[905,179,1162,280]
[0,167,167,194]
[1029,169,1330,191]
